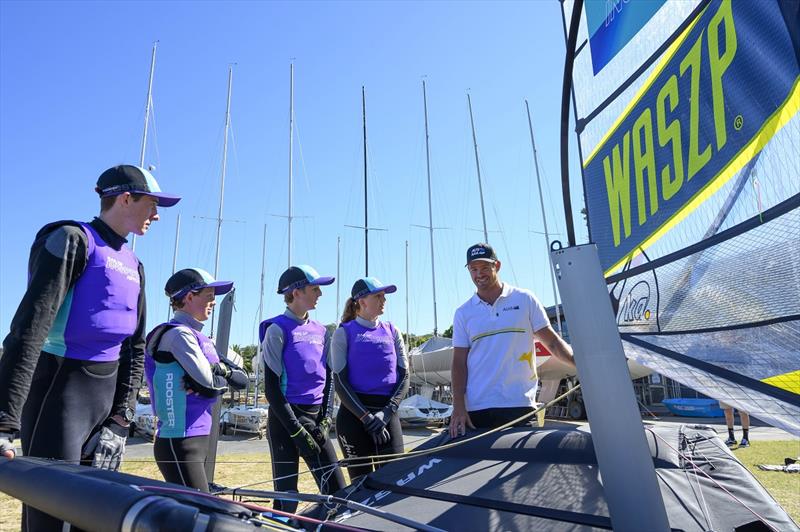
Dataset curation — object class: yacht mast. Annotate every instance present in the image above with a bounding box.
[362,86,369,276]
[422,81,439,336]
[525,100,562,334]
[467,93,489,244]
[254,224,267,408]
[211,66,233,336]
[132,41,157,252]
[167,213,181,320]
[287,63,294,267]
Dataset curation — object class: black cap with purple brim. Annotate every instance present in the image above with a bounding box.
[351,277,397,300]
[465,243,498,266]
[96,165,181,207]
[277,265,335,294]
[165,268,233,300]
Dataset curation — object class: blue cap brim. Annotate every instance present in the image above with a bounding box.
[208,281,234,295]
[356,284,397,299]
[143,191,182,207]
[309,276,335,286]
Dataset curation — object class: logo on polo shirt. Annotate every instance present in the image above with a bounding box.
[502,305,520,311]
[518,350,537,380]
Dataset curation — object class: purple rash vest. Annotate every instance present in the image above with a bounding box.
[42,222,140,362]
[341,320,398,395]
[261,314,327,405]
[144,322,221,438]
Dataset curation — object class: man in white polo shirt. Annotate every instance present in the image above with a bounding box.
[449,243,576,438]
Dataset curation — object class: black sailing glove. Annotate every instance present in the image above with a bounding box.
[291,425,321,457]
[363,413,390,446]
[310,416,333,446]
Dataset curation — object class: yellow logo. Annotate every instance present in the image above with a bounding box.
[518,351,537,380]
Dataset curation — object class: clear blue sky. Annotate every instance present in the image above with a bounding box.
[0,0,588,347]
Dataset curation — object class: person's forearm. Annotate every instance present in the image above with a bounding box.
[451,354,469,410]
[0,226,86,431]
[264,366,302,431]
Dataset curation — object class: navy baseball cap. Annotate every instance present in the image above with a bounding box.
[465,243,498,266]
[166,268,233,299]
[96,165,181,207]
[351,277,397,300]
[278,265,335,294]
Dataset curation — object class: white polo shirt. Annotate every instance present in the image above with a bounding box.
[452,283,549,411]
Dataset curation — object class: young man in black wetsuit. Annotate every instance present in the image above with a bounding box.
[0,165,180,531]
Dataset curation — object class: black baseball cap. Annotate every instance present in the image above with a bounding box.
[351,277,397,300]
[96,165,181,207]
[278,265,335,294]
[465,243,498,266]
[165,268,233,299]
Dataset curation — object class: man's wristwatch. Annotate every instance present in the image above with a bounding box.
[111,407,135,427]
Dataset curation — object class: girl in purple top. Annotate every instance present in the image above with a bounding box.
[259,265,345,514]
[145,268,247,492]
[331,277,409,480]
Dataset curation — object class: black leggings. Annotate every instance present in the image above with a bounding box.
[20,352,119,532]
[468,406,535,429]
[267,404,346,513]
[336,394,403,481]
[154,435,211,492]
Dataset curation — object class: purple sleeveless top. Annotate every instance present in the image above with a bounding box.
[43,222,140,362]
[342,320,398,395]
[261,314,327,405]
[144,322,221,438]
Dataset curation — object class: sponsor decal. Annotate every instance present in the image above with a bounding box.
[356,332,393,346]
[164,372,176,427]
[396,458,443,487]
[618,280,653,323]
[106,256,139,282]
[585,0,666,75]
[292,330,324,345]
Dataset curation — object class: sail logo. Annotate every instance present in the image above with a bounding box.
[396,458,442,486]
[581,0,800,272]
[585,0,665,74]
[617,281,652,325]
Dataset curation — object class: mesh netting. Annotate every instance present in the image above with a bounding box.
[609,202,800,435]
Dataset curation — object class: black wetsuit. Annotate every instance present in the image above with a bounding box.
[330,317,409,481]
[0,218,146,532]
[261,310,346,513]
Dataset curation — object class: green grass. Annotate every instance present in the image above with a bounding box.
[732,440,800,522]
[2,441,798,530]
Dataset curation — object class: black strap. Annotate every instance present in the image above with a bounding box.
[363,477,614,529]
[149,323,178,363]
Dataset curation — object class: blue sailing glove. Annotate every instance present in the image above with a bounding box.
[82,423,127,471]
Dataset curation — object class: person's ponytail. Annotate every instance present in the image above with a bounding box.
[341,297,360,323]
